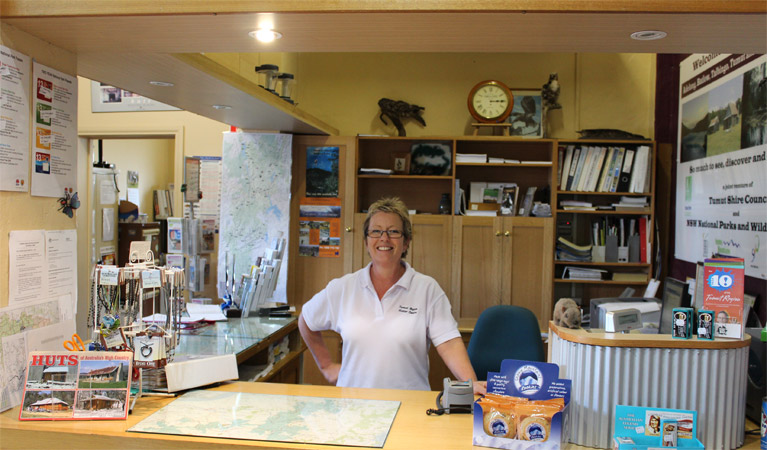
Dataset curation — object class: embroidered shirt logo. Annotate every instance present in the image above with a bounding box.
[398,305,418,314]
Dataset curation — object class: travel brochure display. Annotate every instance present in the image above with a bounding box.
[702,256,745,339]
[19,351,132,421]
[613,405,704,449]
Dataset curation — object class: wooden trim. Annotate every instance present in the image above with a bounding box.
[549,321,751,349]
[3,1,765,18]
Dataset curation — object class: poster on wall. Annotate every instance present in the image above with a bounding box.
[675,54,767,280]
[298,197,341,258]
[0,45,31,192]
[306,146,339,197]
[90,81,179,112]
[30,62,78,198]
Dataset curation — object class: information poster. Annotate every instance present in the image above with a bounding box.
[31,62,77,198]
[703,257,745,339]
[675,54,767,279]
[306,146,339,197]
[0,45,31,191]
[184,156,222,229]
[298,197,341,257]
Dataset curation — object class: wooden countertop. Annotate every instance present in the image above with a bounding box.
[549,321,751,349]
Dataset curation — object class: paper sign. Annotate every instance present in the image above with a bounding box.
[141,270,162,288]
[99,266,119,285]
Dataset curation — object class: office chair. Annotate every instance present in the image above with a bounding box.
[467,305,545,381]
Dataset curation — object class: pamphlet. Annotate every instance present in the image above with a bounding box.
[702,256,745,339]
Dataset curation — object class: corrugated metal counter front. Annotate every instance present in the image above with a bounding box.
[548,322,751,450]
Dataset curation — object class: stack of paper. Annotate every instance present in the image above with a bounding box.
[556,237,592,262]
[359,168,393,175]
[456,153,487,163]
[562,266,607,280]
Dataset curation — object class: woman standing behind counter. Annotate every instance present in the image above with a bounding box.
[299,197,486,394]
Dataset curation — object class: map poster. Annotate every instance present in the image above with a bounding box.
[305,146,339,197]
[298,197,341,258]
[702,256,745,339]
[218,133,292,303]
[675,54,767,280]
[0,45,31,192]
[19,351,132,421]
[31,62,78,198]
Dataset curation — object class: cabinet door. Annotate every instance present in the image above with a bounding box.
[451,216,504,320]
[504,217,554,329]
[410,215,452,294]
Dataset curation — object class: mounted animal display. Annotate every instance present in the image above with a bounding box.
[378,98,426,136]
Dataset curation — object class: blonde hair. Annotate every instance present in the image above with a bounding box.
[363,197,412,258]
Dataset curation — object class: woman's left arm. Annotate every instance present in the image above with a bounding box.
[435,337,486,395]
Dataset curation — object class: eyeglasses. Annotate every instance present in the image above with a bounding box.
[366,229,404,239]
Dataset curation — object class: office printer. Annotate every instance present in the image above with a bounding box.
[589,297,662,331]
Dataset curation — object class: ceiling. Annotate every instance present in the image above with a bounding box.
[3,2,766,134]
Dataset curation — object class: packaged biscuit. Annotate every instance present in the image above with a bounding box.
[479,398,516,439]
[515,403,561,442]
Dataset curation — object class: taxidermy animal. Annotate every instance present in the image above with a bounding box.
[378,98,426,136]
[576,129,647,140]
[553,298,581,329]
[541,73,561,110]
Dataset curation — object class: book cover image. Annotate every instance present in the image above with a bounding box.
[702,257,745,339]
[19,351,132,421]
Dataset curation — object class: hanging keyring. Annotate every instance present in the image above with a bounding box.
[140,341,153,358]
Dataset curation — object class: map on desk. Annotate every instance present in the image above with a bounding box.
[128,390,401,447]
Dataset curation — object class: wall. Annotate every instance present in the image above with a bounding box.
[101,138,175,214]
[0,24,89,335]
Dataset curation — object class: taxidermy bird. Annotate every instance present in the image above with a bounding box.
[378,98,426,137]
[542,73,561,110]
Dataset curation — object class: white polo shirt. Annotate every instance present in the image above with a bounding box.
[301,262,460,391]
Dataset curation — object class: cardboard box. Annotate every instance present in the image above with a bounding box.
[473,359,570,449]
[612,405,704,449]
[164,353,238,392]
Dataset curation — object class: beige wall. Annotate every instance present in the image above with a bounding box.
[101,138,175,215]
[0,25,90,335]
[208,52,656,139]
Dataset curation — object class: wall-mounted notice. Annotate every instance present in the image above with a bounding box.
[676,54,767,280]
[0,45,31,192]
[31,62,77,198]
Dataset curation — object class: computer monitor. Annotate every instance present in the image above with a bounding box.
[658,277,691,334]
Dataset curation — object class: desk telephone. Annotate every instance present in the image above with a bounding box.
[426,378,474,415]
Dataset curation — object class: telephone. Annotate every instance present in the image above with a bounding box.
[426,378,474,415]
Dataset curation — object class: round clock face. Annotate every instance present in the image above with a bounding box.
[468,80,514,123]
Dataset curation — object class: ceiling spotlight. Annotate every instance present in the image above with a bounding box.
[212,104,232,110]
[249,29,283,43]
[149,80,174,87]
[630,30,667,41]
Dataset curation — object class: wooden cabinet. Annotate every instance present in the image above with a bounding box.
[450,216,553,329]
[552,141,657,314]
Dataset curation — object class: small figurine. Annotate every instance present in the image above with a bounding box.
[553,297,581,329]
[541,73,561,111]
[378,98,426,136]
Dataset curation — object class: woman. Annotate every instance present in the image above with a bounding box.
[299,197,485,394]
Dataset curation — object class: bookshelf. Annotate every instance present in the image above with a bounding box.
[355,136,555,329]
[552,140,657,312]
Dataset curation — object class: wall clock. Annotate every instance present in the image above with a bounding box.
[467,80,514,123]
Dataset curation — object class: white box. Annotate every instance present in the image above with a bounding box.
[164,353,238,392]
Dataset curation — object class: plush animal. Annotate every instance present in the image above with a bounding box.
[378,98,426,136]
[553,298,581,329]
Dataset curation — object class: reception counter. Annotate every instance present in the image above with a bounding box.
[549,322,751,450]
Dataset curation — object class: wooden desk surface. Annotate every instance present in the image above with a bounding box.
[2,381,761,450]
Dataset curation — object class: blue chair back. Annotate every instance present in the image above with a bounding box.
[467,305,545,381]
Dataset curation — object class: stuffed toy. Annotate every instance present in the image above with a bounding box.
[553,298,581,329]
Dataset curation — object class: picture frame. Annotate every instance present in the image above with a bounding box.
[391,151,411,174]
[508,89,543,138]
[410,142,452,175]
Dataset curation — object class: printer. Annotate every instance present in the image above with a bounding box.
[589,297,662,332]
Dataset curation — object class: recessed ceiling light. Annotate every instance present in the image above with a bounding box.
[630,30,667,41]
[212,104,232,110]
[149,80,174,87]
[249,29,283,43]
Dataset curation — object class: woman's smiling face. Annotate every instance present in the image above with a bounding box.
[365,212,409,265]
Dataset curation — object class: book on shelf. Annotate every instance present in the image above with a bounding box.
[560,200,593,207]
[488,157,504,163]
[612,272,648,282]
[596,147,615,192]
[575,147,596,191]
[564,147,581,190]
[465,210,498,217]
[569,146,587,191]
[608,147,626,192]
[456,153,487,163]
[560,145,575,190]
[359,167,393,175]
[519,160,552,165]
[562,266,608,280]
[519,186,536,217]
[616,148,635,192]
[556,146,565,187]
[629,145,651,193]
[504,159,521,164]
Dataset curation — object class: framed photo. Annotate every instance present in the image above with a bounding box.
[391,151,411,174]
[410,142,452,175]
[508,89,543,138]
